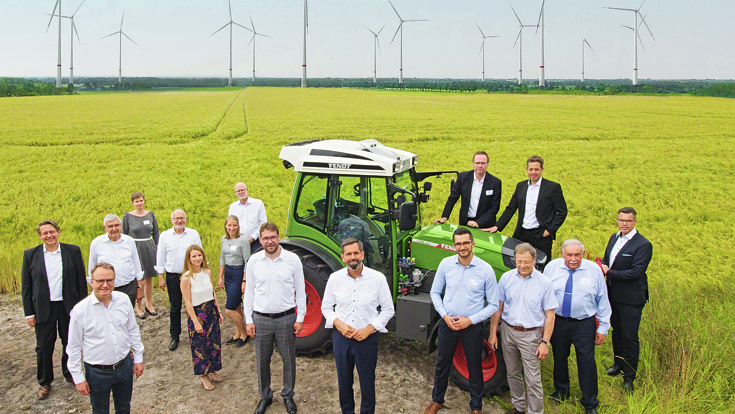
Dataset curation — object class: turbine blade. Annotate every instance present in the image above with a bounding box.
[535,0,545,34]
[378,24,385,35]
[100,31,118,39]
[605,7,636,11]
[479,40,484,55]
[389,1,402,20]
[73,20,81,43]
[390,23,401,45]
[638,0,648,11]
[120,11,125,30]
[487,35,501,39]
[621,24,634,31]
[228,0,233,21]
[510,4,522,25]
[249,14,255,32]
[73,0,87,17]
[122,31,137,45]
[585,40,594,53]
[513,28,522,48]
[584,23,587,39]
[210,22,230,37]
[46,0,59,33]
[638,12,655,41]
[233,21,253,32]
[475,21,485,37]
[403,19,428,22]
[377,37,382,54]
[246,34,255,49]
[367,27,377,36]
[637,31,645,52]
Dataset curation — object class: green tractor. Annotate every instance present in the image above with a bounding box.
[278,139,546,396]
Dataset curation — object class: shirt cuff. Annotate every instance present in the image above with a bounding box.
[370,318,387,333]
[25,315,35,319]
[133,354,143,364]
[324,313,336,329]
[71,372,86,385]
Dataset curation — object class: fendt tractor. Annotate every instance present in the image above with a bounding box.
[277,139,546,396]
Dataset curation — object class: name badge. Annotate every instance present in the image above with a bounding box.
[143,220,150,225]
[580,278,591,285]
[486,190,493,195]
[230,245,238,251]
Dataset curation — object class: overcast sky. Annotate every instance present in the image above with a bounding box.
[1,0,733,81]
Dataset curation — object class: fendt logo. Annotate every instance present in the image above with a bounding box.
[329,163,351,169]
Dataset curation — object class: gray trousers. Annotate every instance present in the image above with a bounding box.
[501,322,545,414]
[253,312,297,400]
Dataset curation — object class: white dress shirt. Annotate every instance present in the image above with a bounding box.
[243,248,306,324]
[66,291,144,384]
[467,174,485,218]
[609,228,638,267]
[88,234,143,285]
[522,177,543,230]
[155,227,202,274]
[228,197,268,241]
[44,244,64,302]
[321,266,395,332]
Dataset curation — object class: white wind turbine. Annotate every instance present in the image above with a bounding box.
[475,22,500,82]
[389,1,428,84]
[301,0,308,87]
[605,0,654,85]
[45,0,63,87]
[210,0,251,87]
[367,25,385,83]
[535,0,546,87]
[247,15,272,82]
[580,25,594,83]
[101,12,137,85]
[47,0,87,86]
[511,5,538,85]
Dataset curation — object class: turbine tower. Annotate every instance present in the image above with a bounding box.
[580,25,594,83]
[46,0,63,88]
[47,0,86,86]
[301,0,308,87]
[475,22,500,82]
[101,12,137,85]
[605,0,654,85]
[511,5,537,85]
[247,15,272,82]
[535,0,546,87]
[210,0,251,87]
[367,25,385,83]
[389,1,428,84]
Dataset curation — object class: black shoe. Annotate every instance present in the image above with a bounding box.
[623,378,635,394]
[585,408,598,414]
[283,397,297,414]
[225,337,238,345]
[549,390,570,405]
[136,312,146,320]
[606,364,623,376]
[235,337,248,347]
[145,307,158,316]
[168,338,179,351]
[253,398,272,414]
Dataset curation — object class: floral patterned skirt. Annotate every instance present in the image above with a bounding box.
[187,299,222,375]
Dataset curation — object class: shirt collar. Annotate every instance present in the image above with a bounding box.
[473,173,485,184]
[43,243,61,254]
[618,228,638,240]
[453,254,479,268]
[512,268,539,279]
[527,176,543,188]
[90,292,118,307]
[560,260,588,272]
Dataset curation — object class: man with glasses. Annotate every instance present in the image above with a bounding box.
[244,222,306,414]
[155,209,202,351]
[22,220,88,400]
[229,182,268,254]
[88,214,144,307]
[424,228,499,414]
[67,262,144,414]
[435,151,502,229]
[601,207,652,393]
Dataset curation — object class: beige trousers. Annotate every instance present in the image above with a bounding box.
[501,321,545,414]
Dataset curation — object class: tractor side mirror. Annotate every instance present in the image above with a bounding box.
[398,202,417,231]
[423,181,432,191]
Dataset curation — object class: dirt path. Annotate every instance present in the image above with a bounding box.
[0,292,509,413]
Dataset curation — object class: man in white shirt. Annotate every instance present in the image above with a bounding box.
[67,262,144,414]
[229,182,268,254]
[244,222,306,414]
[155,209,202,351]
[321,238,395,414]
[88,214,144,307]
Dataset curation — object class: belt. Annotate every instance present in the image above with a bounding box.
[166,272,182,277]
[132,237,153,242]
[88,358,126,371]
[557,315,594,322]
[254,308,296,319]
[504,321,541,332]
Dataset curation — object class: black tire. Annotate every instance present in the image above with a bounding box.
[448,335,509,397]
[293,252,334,357]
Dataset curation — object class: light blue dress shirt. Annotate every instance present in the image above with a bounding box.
[544,258,612,335]
[430,254,499,325]
[497,268,558,328]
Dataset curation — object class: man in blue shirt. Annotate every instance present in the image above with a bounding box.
[545,239,611,414]
[490,243,557,414]
[424,227,499,414]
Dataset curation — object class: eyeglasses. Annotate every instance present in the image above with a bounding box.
[92,278,115,285]
[473,162,488,165]
[617,219,635,224]
[453,241,473,247]
[261,236,279,243]
[171,217,187,221]
[105,223,121,228]
[235,189,248,193]
[515,260,535,265]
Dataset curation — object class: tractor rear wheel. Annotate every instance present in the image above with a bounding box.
[294,252,334,356]
[448,336,508,396]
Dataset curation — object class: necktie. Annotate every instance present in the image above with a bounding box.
[562,269,574,318]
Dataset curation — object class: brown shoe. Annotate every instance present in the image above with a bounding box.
[471,411,483,414]
[507,408,525,414]
[424,401,443,414]
[37,385,51,400]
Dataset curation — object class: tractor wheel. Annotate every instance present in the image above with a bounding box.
[448,336,508,396]
[294,253,334,356]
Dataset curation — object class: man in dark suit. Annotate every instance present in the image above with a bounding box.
[601,207,653,393]
[434,151,502,228]
[21,220,88,400]
[486,155,567,270]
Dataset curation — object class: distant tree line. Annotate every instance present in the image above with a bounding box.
[0,78,75,97]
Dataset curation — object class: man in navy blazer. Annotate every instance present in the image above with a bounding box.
[601,207,652,393]
[435,151,502,229]
[486,155,567,270]
[21,220,88,400]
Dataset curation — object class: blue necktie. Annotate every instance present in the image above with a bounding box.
[562,269,574,318]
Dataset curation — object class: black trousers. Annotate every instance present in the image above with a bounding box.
[166,272,182,339]
[514,227,554,271]
[550,316,599,409]
[432,319,484,411]
[114,279,138,308]
[333,330,379,414]
[610,301,645,381]
[35,301,71,385]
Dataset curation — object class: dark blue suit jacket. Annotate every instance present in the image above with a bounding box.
[495,178,567,239]
[441,170,502,228]
[602,231,653,306]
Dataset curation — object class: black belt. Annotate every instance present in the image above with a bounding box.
[88,358,126,371]
[166,272,181,277]
[254,308,296,319]
[557,315,594,322]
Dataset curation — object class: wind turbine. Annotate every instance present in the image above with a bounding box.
[475,22,500,82]
[45,0,63,88]
[389,1,428,84]
[511,5,537,85]
[535,0,546,87]
[301,0,308,87]
[101,12,137,85]
[47,0,86,86]
[210,0,251,87]
[367,25,385,83]
[605,0,654,85]
[247,15,272,82]
[580,25,594,83]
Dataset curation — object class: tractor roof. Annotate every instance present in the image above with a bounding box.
[279,139,419,177]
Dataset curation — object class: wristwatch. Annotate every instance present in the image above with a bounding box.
[541,340,550,347]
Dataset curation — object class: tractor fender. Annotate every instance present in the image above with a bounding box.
[281,238,343,275]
